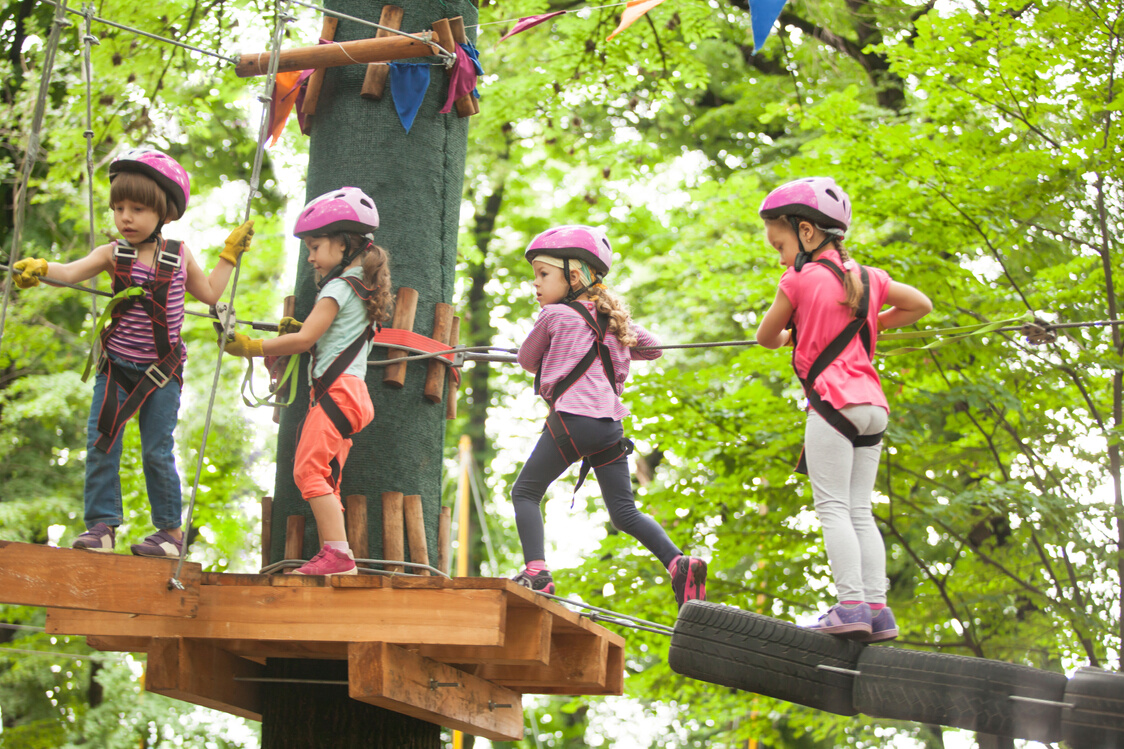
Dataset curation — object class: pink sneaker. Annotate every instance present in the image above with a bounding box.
[290,545,357,576]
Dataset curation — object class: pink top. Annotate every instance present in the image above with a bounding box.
[518,301,662,420]
[105,242,187,363]
[778,248,891,412]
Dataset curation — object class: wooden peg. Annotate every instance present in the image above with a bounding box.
[445,316,460,420]
[261,496,273,571]
[301,16,339,116]
[284,515,306,562]
[360,5,404,100]
[437,506,452,575]
[404,494,430,576]
[382,491,405,573]
[272,295,296,424]
[383,287,419,387]
[431,18,456,54]
[236,33,437,78]
[448,16,479,116]
[345,494,368,560]
[424,303,455,403]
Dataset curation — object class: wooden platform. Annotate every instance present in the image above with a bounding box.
[0,543,624,742]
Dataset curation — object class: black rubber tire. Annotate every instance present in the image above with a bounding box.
[1061,667,1124,749]
[668,600,864,716]
[853,647,1067,742]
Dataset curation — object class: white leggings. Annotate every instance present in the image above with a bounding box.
[805,405,889,604]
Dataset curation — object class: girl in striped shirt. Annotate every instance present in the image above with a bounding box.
[511,225,707,608]
[12,148,253,560]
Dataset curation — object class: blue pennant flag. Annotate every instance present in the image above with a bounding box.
[389,63,431,133]
[750,0,787,51]
[459,42,484,99]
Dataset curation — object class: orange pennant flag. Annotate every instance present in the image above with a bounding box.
[607,0,667,41]
[268,70,305,146]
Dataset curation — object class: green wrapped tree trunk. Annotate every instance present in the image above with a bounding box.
[266,1,475,745]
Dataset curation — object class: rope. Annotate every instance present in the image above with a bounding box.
[80,4,100,335]
[171,0,292,589]
[0,0,70,353]
[287,0,456,61]
[472,1,631,30]
[38,0,239,63]
[258,558,452,577]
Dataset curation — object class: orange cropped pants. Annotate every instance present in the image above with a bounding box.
[293,374,374,509]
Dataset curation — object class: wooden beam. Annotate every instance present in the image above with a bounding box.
[345,494,368,559]
[285,514,305,561]
[416,605,551,666]
[87,635,150,653]
[260,496,272,571]
[236,33,437,78]
[146,637,263,721]
[0,541,200,617]
[47,586,507,647]
[382,491,405,573]
[475,632,609,692]
[359,5,404,100]
[301,16,339,115]
[348,642,523,742]
[403,494,429,575]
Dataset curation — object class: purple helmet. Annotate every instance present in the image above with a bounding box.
[759,177,851,233]
[293,187,380,238]
[109,148,191,220]
[525,225,613,275]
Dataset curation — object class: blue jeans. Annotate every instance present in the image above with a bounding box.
[84,355,183,530]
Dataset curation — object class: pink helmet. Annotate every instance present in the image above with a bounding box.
[525,225,613,275]
[109,148,191,220]
[759,177,851,233]
[293,187,380,238]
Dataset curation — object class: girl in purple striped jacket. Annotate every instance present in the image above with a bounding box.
[510,225,707,608]
[12,148,253,561]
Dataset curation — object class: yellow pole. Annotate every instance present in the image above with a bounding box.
[452,435,472,749]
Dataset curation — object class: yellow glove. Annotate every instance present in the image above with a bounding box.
[219,220,255,265]
[277,316,303,335]
[224,333,264,358]
[12,258,48,289]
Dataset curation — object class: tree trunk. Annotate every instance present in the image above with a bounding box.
[266,0,474,745]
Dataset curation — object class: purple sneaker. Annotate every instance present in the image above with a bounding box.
[130,531,184,560]
[806,603,873,638]
[670,555,708,608]
[862,606,899,643]
[72,523,116,553]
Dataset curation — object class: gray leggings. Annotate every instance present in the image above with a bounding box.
[511,414,682,567]
[805,405,889,604]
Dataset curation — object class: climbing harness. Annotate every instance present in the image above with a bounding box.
[90,239,186,453]
[789,259,882,474]
[534,301,634,497]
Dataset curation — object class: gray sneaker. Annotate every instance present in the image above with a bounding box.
[72,523,116,553]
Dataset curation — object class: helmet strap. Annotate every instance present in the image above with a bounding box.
[561,259,596,303]
[316,234,372,289]
[789,217,838,273]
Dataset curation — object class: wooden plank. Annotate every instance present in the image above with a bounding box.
[0,541,200,617]
[359,5,404,100]
[382,491,405,572]
[348,642,524,742]
[403,494,429,575]
[236,33,437,77]
[146,637,263,721]
[46,586,507,647]
[416,605,551,666]
[87,635,150,652]
[476,632,608,691]
[345,494,368,559]
[301,15,339,115]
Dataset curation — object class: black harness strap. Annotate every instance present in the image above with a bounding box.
[309,275,377,441]
[535,302,635,494]
[792,259,884,474]
[94,239,185,453]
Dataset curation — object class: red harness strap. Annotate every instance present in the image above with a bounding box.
[94,239,184,453]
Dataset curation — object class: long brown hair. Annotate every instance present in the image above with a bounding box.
[573,265,638,347]
[765,216,863,313]
[338,233,394,325]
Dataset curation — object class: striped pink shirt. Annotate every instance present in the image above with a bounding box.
[105,241,187,364]
[518,301,662,420]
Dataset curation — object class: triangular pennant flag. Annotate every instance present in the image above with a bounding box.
[268,70,305,146]
[750,0,788,51]
[607,0,667,41]
[389,63,431,133]
[440,46,478,114]
[496,11,565,46]
[459,42,484,98]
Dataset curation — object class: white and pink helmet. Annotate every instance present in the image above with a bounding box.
[759,177,851,233]
[109,148,191,220]
[293,187,380,239]
[524,225,613,276]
